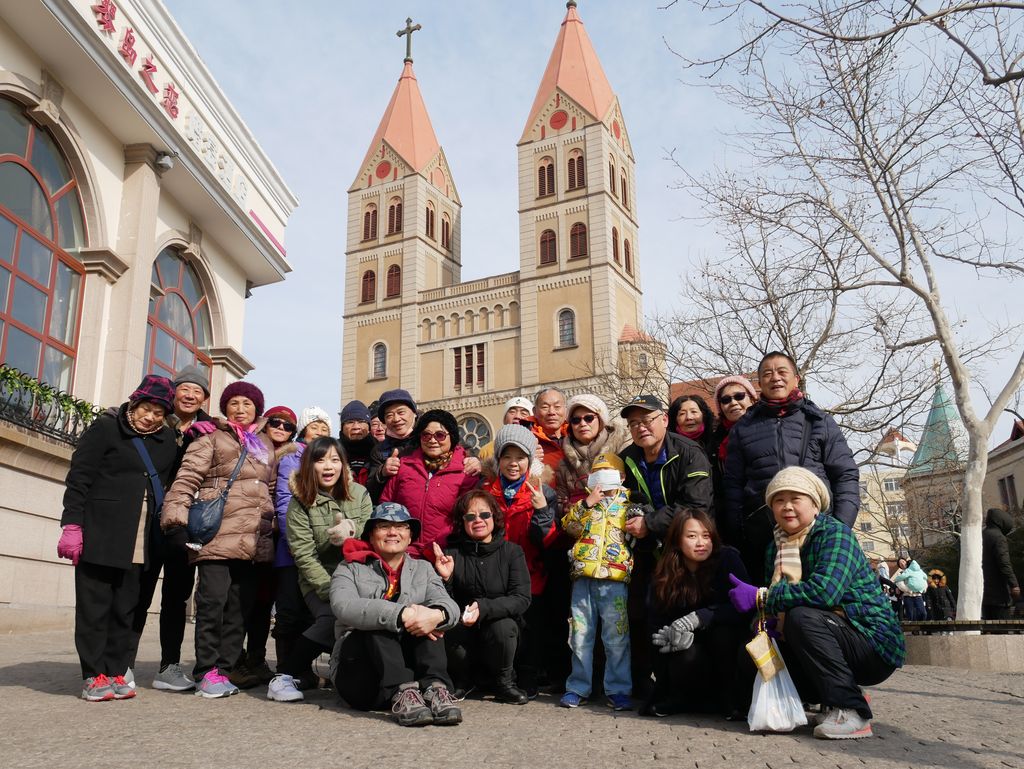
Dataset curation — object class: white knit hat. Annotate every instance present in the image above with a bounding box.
[297,406,333,438]
[765,466,831,511]
[504,396,534,414]
[565,393,610,427]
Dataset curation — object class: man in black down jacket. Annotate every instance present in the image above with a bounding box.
[982,507,1020,619]
[724,352,859,583]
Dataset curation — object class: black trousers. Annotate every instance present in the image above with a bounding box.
[982,604,1011,620]
[75,561,140,679]
[272,565,313,665]
[239,562,276,665]
[780,606,895,719]
[446,617,520,689]
[538,551,572,686]
[193,560,255,678]
[278,592,335,678]
[738,509,774,586]
[649,622,750,715]
[334,630,451,711]
[130,532,196,667]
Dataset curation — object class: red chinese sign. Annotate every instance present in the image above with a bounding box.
[161,84,180,119]
[139,56,159,95]
[91,1,117,33]
[119,27,137,66]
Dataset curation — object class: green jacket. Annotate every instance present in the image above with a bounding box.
[286,482,372,600]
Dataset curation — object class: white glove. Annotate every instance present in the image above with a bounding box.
[651,612,701,653]
[327,513,357,546]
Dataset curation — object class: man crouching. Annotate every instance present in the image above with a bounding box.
[330,502,462,726]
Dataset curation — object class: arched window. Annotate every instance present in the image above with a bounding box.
[0,98,87,390]
[458,414,493,457]
[620,171,629,209]
[608,155,616,197]
[441,213,451,250]
[611,226,620,263]
[372,343,387,379]
[624,239,633,275]
[537,157,555,197]
[567,150,585,190]
[638,353,649,369]
[387,197,403,235]
[362,204,378,240]
[539,229,557,265]
[569,222,588,259]
[558,309,576,348]
[425,201,435,240]
[360,269,376,303]
[385,264,402,298]
[144,249,213,381]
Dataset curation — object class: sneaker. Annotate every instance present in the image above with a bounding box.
[153,663,195,692]
[391,683,433,727]
[423,682,463,725]
[81,675,115,702]
[813,708,873,740]
[248,659,275,685]
[228,662,260,690]
[110,675,136,700]
[311,652,332,683]
[560,691,587,708]
[267,674,304,702]
[606,693,633,711]
[122,667,136,691]
[194,668,240,699]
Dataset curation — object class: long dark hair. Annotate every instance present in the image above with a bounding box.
[452,490,504,533]
[651,509,721,611]
[294,436,352,507]
[667,395,714,448]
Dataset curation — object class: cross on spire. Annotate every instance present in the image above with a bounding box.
[396,17,422,63]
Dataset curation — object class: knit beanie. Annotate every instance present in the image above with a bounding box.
[129,374,175,413]
[219,381,265,418]
[566,393,610,427]
[493,423,537,459]
[297,406,333,437]
[765,466,831,511]
[714,375,758,405]
[340,400,372,425]
[378,388,417,417]
[413,409,459,444]
[503,396,534,414]
[172,364,210,397]
[264,405,297,425]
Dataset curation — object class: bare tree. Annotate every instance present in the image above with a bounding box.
[669,1,1024,618]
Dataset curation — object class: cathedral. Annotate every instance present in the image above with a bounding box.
[340,2,648,451]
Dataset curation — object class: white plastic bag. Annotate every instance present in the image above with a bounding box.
[747,640,808,732]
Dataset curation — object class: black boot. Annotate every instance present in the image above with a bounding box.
[494,669,528,705]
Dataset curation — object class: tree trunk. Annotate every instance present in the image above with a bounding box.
[957,442,990,620]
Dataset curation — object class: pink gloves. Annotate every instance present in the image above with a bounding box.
[187,421,217,438]
[728,573,761,613]
[57,524,83,565]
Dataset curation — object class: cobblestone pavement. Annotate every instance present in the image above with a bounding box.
[0,630,1021,769]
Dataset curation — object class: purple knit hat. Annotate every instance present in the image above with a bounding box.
[129,374,175,413]
[713,375,758,405]
[219,381,265,417]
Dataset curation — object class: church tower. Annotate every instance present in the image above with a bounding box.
[340,20,461,406]
[517,0,643,388]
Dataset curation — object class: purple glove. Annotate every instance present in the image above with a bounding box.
[187,421,217,438]
[765,616,781,640]
[728,573,760,613]
[57,524,83,565]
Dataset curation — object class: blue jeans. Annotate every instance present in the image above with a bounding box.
[566,578,631,697]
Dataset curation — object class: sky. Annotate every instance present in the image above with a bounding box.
[160,0,1019,447]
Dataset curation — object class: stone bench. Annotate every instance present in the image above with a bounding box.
[901,620,1024,672]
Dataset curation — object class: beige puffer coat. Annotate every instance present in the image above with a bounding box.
[161,419,277,563]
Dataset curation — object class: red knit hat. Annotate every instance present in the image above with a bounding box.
[219,381,265,417]
[264,405,297,425]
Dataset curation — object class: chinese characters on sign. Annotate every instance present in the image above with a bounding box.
[91,1,117,33]
[118,27,137,66]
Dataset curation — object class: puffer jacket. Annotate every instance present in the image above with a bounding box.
[443,534,531,623]
[983,507,1019,606]
[485,476,556,595]
[561,488,634,583]
[274,442,304,567]
[286,480,372,600]
[554,421,632,510]
[723,397,859,536]
[379,445,479,555]
[161,419,277,564]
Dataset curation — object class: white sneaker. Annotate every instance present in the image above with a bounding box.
[814,708,873,739]
[267,674,304,702]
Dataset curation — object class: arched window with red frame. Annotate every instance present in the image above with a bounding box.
[537,157,555,197]
[621,171,629,209]
[624,239,633,275]
[0,97,87,391]
[441,214,451,250]
[611,226,620,263]
[539,229,557,265]
[387,198,403,235]
[386,264,402,298]
[144,248,213,381]
[363,204,378,240]
[425,201,435,240]
[608,155,616,197]
[360,269,376,303]
[569,222,588,259]
[567,151,585,190]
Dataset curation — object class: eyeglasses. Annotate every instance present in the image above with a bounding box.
[419,430,450,444]
[267,418,296,432]
[570,413,598,426]
[718,392,748,405]
[463,511,493,522]
[375,522,411,533]
[627,412,663,431]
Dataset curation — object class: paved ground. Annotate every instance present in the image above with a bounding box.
[0,630,1021,769]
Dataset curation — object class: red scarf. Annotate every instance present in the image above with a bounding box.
[717,418,736,465]
[342,539,404,598]
[674,424,705,441]
[761,388,805,417]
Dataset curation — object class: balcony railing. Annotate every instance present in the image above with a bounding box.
[0,366,100,446]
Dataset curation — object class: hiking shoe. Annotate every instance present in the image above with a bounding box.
[391,683,433,727]
[194,668,239,699]
[560,691,587,708]
[248,659,275,685]
[606,693,633,711]
[111,675,136,699]
[228,662,260,690]
[814,708,873,740]
[153,663,195,692]
[267,674,304,702]
[423,682,463,725]
[81,675,115,702]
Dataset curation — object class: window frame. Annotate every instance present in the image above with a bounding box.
[360,269,376,303]
[557,308,576,348]
[385,264,402,298]
[539,229,557,265]
[569,222,588,259]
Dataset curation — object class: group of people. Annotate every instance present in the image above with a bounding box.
[57,350,906,739]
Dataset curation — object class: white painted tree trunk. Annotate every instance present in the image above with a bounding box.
[957,442,990,620]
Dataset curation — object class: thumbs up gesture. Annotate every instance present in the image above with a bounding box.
[383,448,401,477]
[327,512,356,546]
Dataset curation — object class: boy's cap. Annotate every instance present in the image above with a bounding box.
[620,394,665,417]
[591,451,625,475]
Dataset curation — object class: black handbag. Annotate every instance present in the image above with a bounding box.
[186,445,248,550]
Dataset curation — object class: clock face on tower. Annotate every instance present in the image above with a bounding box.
[549,110,568,129]
[376,161,392,179]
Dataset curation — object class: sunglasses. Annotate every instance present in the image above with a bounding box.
[570,413,598,426]
[419,430,450,443]
[463,511,493,522]
[267,418,296,431]
[718,392,748,405]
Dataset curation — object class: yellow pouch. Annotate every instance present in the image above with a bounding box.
[746,598,785,681]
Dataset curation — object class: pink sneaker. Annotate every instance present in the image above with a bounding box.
[194,667,240,699]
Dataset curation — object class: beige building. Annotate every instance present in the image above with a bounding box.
[0,0,295,629]
[983,419,1023,515]
[340,3,648,450]
[856,429,917,563]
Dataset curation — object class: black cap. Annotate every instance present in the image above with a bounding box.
[620,394,666,418]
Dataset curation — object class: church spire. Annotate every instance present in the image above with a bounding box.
[521,1,615,140]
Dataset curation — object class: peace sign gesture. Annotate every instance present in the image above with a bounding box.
[524,479,547,510]
[433,541,455,581]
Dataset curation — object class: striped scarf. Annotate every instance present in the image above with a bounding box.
[771,517,817,585]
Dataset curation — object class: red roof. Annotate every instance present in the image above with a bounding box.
[618,323,653,343]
